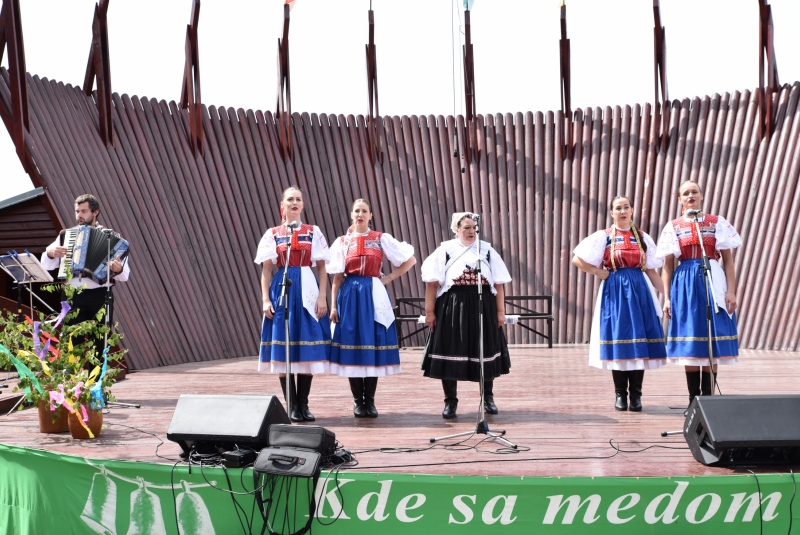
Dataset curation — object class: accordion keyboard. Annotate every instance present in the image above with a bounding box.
[57,228,79,279]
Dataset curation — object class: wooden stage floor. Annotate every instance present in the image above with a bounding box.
[1,346,799,477]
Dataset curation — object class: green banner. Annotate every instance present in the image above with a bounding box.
[0,444,797,534]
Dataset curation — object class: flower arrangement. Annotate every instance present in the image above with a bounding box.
[0,283,125,438]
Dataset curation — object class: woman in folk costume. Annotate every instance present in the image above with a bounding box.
[254,186,331,422]
[657,181,742,414]
[572,196,667,412]
[329,199,416,418]
[421,212,512,419]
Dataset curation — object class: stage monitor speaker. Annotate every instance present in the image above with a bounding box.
[684,395,800,466]
[167,394,290,456]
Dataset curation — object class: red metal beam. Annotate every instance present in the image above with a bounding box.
[653,0,669,153]
[559,1,572,160]
[83,0,113,146]
[757,0,779,141]
[0,0,30,171]
[365,9,382,165]
[462,8,476,170]
[276,3,292,160]
[180,0,203,157]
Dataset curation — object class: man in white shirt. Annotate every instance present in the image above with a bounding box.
[40,194,130,326]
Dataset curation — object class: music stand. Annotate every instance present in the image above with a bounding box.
[430,215,517,449]
[0,251,54,395]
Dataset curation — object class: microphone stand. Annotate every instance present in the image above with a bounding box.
[431,215,517,449]
[102,229,140,409]
[277,223,296,414]
[691,211,718,396]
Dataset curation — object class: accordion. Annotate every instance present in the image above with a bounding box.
[57,226,130,284]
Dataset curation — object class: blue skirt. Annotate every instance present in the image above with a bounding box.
[259,266,331,374]
[329,275,401,377]
[598,268,667,363]
[667,258,738,360]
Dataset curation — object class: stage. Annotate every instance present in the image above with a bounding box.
[1,346,799,534]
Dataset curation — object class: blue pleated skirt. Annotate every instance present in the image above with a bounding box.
[329,275,401,377]
[667,258,738,363]
[596,268,667,365]
[258,266,331,374]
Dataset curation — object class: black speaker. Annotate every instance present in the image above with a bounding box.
[167,394,290,456]
[684,395,800,466]
[268,424,336,456]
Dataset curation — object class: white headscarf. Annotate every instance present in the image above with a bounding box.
[450,212,475,234]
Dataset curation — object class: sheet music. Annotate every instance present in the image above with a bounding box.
[0,251,54,284]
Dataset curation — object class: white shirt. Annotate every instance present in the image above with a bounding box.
[420,238,512,298]
[41,231,130,289]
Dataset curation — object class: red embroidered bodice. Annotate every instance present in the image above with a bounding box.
[343,231,383,277]
[671,215,720,260]
[273,224,315,267]
[601,228,646,270]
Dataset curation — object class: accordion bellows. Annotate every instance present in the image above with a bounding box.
[59,226,129,284]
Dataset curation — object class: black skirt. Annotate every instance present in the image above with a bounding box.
[421,285,511,382]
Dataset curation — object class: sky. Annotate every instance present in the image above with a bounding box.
[1,0,799,202]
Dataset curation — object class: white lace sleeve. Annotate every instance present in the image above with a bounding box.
[656,222,681,259]
[572,231,607,268]
[310,226,331,263]
[714,216,742,251]
[420,245,446,284]
[642,232,663,269]
[328,237,345,274]
[254,229,277,265]
[488,245,512,284]
[380,233,415,267]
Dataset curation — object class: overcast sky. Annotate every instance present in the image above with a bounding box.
[2,0,799,202]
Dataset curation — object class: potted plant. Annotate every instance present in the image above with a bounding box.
[0,283,125,437]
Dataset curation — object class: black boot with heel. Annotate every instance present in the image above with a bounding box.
[296,374,315,421]
[348,378,367,418]
[279,375,303,422]
[364,377,379,418]
[612,370,629,411]
[441,380,458,419]
[684,370,701,416]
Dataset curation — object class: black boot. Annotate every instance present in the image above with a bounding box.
[441,380,458,419]
[700,371,716,396]
[628,370,644,412]
[363,377,379,418]
[684,370,701,416]
[348,378,367,418]
[296,374,315,421]
[483,380,498,414]
[279,375,303,422]
[611,370,628,411]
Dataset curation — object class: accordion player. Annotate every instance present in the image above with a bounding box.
[56,226,130,284]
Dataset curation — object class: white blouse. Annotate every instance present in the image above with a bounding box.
[421,239,512,298]
[573,228,662,269]
[655,215,742,260]
[327,232,415,275]
[253,223,330,265]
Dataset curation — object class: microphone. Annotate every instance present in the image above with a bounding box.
[470,214,480,223]
[286,221,301,231]
[686,209,701,217]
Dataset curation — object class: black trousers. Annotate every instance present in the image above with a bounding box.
[66,286,112,359]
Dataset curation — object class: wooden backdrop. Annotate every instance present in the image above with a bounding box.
[2,68,799,369]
